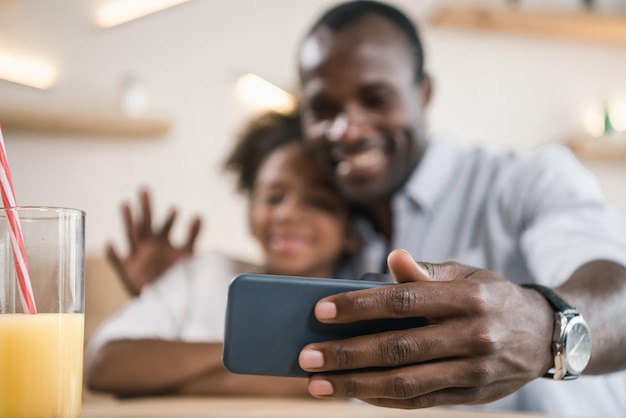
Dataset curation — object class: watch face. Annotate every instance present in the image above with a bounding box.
[565,320,592,374]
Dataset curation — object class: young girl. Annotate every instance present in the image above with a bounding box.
[86,110,358,397]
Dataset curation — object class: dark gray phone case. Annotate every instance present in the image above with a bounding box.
[222,273,427,378]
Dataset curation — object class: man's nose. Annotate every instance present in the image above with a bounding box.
[327,104,369,143]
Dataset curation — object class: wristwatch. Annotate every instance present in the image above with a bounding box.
[521,283,592,380]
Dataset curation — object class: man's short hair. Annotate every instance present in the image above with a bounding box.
[307,0,425,82]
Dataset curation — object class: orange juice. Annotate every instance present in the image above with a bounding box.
[0,313,84,418]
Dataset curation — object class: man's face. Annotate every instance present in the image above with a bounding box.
[299,15,431,206]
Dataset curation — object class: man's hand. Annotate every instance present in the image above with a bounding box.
[106,188,202,296]
[298,249,554,409]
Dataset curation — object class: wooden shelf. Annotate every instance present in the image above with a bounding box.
[0,107,171,138]
[567,133,626,161]
[429,5,626,47]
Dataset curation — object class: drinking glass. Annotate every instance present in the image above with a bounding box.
[0,207,85,418]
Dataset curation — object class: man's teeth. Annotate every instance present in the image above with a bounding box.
[337,149,384,174]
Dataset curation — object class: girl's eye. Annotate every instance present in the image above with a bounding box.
[253,190,284,206]
[308,196,337,212]
[265,194,284,205]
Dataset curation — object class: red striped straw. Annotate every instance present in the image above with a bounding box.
[0,122,37,314]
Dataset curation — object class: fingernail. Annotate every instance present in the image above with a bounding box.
[315,301,337,320]
[299,349,324,369]
[309,379,334,396]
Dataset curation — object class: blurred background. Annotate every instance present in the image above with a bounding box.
[1,0,625,262]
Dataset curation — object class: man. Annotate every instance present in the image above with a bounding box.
[295,1,626,417]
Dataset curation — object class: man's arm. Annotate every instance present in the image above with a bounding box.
[87,340,309,398]
[297,250,626,409]
[556,259,626,374]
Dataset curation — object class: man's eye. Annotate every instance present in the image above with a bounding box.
[309,102,338,120]
[362,93,393,109]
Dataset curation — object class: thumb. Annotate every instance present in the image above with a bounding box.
[387,249,431,283]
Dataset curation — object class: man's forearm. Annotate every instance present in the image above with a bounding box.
[87,340,224,397]
[557,260,626,374]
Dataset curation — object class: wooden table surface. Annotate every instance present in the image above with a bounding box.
[82,394,555,418]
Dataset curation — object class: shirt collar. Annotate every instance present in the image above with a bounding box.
[396,136,462,214]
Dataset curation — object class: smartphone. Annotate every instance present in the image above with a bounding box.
[222,273,427,378]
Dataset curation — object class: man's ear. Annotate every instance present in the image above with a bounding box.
[419,73,433,107]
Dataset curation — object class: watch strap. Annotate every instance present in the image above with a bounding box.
[521,283,585,380]
[521,283,573,312]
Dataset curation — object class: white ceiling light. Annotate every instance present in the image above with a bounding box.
[236,74,296,114]
[94,0,192,29]
[0,51,58,90]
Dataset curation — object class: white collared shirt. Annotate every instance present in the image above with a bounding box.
[355,138,626,418]
[359,137,626,284]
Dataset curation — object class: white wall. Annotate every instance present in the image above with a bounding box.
[1,0,625,262]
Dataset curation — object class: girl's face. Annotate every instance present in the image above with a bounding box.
[249,143,353,278]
